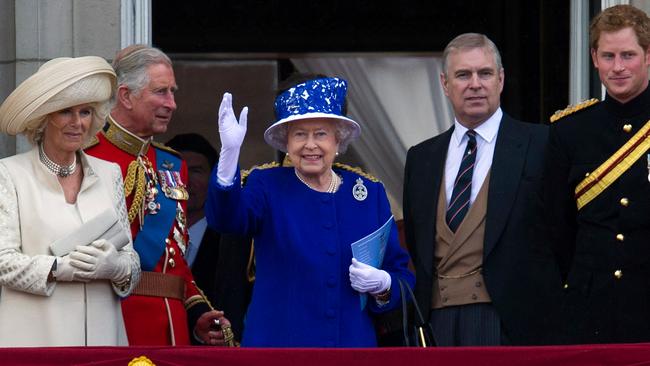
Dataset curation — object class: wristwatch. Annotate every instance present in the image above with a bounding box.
[373,288,391,306]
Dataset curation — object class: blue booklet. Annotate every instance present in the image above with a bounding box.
[351,215,394,309]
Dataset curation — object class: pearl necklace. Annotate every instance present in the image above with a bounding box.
[38,143,77,178]
[294,168,340,193]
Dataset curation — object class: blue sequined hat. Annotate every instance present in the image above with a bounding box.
[264,77,361,152]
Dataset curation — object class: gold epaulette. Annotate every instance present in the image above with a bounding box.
[241,161,280,185]
[151,141,181,157]
[550,98,599,123]
[83,135,99,149]
[333,162,379,182]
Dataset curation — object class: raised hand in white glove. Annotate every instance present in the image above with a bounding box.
[53,256,90,282]
[349,258,391,295]
[217,92,248,186]
[68,239,130,283]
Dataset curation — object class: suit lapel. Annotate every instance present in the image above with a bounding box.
[415,128,453,277]
[194,227,220,275]
[484,114,529,258]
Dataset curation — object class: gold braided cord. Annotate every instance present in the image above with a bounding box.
[126,164,146,224]
[124,160,139,196]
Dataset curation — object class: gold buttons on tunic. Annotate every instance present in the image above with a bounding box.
[614,270,623,279]
[168,247,176,256]
[623,124,633,133]
[584,172,590,177]
[620,198,629,207]
[616,233,625,242]
[168,258,176,268]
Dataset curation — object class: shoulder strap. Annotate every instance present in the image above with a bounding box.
[151,141,182,157]
[398,278,436,347]
[550,98,599,123]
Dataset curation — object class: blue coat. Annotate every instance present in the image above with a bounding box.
[205,165,414,347]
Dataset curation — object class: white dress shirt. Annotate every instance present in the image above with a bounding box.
[444,108,502,206]
[186,217,208,268]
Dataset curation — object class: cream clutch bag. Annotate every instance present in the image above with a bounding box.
[50,209,130,256]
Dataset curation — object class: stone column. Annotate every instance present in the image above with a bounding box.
[2,0,121,156]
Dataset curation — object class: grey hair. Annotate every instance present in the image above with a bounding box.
[441,33,503,77]
[111,45,172,103]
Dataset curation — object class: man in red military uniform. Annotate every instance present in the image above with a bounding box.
[86,45,232,346]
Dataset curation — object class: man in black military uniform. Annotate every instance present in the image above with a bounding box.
[546,4,650,344]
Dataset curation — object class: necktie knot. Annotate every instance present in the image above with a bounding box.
[465,130,477,155]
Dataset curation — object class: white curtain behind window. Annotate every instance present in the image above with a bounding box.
[292,56,454,217]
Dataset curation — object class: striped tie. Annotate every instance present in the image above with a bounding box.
[446,130,477,232]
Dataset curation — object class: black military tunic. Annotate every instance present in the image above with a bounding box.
[546,85,650,344]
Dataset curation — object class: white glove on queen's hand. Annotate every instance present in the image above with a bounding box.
[216,92,248,186]
[68,239,130,283]
[349,258,391,295]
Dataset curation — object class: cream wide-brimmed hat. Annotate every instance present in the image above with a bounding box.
[0,56,115,142]
[264,77,361,153]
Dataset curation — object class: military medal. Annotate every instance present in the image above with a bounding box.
[352,178,368,201]
[173,226,186,255]
[147,200,160,214]
[173,203,188,255]
[158,170,189,200]
[162,160,174,170]
[176,203,187,231]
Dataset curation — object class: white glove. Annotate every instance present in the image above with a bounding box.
[53,256,90,283]
[217,92,248,186]
[349,258,391,295]
[68,239,130,283]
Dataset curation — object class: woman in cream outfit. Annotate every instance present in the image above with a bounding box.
[0,56,140,346]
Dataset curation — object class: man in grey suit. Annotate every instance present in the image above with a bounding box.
[403,33,557,346]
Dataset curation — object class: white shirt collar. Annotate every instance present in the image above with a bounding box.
[451,107,503,146]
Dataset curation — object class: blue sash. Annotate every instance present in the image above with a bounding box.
[133,149,181,271]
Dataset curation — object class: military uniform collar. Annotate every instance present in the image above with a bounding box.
[604,84,650,119]
[102,115,153,156]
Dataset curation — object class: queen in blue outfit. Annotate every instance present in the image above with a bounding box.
[205,76,414,347]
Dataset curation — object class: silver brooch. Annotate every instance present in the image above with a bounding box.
[352,178,368,201]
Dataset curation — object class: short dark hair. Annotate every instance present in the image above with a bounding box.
[166,133,218,168]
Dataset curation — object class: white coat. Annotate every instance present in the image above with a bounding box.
[0,147,140,346]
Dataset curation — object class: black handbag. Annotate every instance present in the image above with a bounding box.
[398,278,436,347]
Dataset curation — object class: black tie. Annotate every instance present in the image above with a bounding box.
[446,130,477,232]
